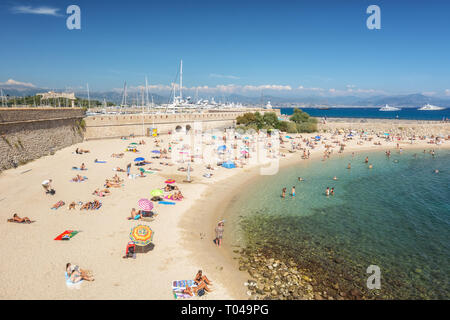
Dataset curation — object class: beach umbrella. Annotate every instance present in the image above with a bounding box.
[165,179,175,184]
[152,150,161,154]
[315,135,321,139]
[218,145,226,151]
[138,198,153,212]
[150,189,163,197]
[130,143,138,145]
[129,224,153,246]
[134,157,145,162]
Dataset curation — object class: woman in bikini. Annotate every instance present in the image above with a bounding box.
[8,214,31,223]
[194,270,212,286]
[66,263,94,282]
[127,208,141,220]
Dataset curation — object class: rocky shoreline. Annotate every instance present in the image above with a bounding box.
[234,246,368,300]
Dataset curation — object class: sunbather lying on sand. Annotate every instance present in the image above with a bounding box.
[164,184,178,192]
[112,174,123,182]
[75,148,90,154]
[93,188,111,197]
[66,263,94,282]
[178,167,194,172]
[160,162,173,166]
[72,174,86,182]
[127,208,141,220]
[80,200,101,210]
[111,153,124,158]
[7,213,31,223]
[170,191,183,200]
[105,180,121,188]
[114,167,125,172]
[51,201,65,209]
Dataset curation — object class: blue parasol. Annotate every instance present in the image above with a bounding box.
[134,157,145,162]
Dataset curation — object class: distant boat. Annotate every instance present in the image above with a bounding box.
[418,103,445,111]
[379,104,401,111]
[318,106,330,110]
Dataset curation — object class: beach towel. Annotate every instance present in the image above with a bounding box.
[139,168,155,174]
[172,280,198,299]
[65,272,83,288]
[164,195,182,201]
[54,230,79,240]
[94,160,107,163]
[159,201,176,205]
[72,167,88,171]
[7,219,35,224]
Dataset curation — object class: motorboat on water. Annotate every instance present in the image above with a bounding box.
[379,104,401,111]
[418,103,445,111]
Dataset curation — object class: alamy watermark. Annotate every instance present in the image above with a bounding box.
[66,5,81,30]
[366,265,381,289]
[366,5,381,30]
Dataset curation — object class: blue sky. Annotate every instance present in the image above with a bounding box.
[1,0,450,97]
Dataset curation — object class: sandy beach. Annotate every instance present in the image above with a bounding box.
[0,123,449,300]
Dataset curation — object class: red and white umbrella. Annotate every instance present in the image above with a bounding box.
[138,198,153,211]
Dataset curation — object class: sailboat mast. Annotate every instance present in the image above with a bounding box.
[87,83,90,109]
[180,59,183,101]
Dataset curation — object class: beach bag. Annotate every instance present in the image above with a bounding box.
[48,189,55,195]
[197,288,205,296]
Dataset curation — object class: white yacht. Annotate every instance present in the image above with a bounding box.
[418,103,445,111]
[379,104,401,111]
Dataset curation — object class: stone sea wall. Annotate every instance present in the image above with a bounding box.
[84,109,280,140]
[318,118,450,136]
[0,108,85,170]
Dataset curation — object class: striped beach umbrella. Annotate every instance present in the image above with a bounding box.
[165,179,175,184]
[150,189,163,197]
[129,225,153,246]
[138,198,153,211]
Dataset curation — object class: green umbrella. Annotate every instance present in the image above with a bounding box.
[150,189,163,197]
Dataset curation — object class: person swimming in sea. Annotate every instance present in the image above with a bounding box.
[369,164,373,169]
[291,186,295,197]
[333,176,338,180]
[281,187,286,199]
[434,169,439,174]
[298,177,304,181]
[330,187,335,195]
[347,163,351,169]
[325,187,330,196]
[365,156,369,163]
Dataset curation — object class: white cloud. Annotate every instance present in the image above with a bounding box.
[0,79,36,88]
[11,5,62,16]
[209,73,240,80]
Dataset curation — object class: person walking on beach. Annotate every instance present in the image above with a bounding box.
[42,179,53,194]
[281,188,286,199]
[126,163,131,176]
[214,221,224,247]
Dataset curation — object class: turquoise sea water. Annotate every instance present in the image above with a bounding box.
[227,149,450,299]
